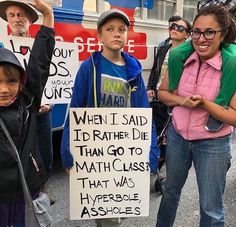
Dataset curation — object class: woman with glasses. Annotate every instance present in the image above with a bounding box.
[156,5,236,227]
[146,17,191,193]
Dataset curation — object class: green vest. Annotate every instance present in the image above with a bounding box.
[168,41,236,106]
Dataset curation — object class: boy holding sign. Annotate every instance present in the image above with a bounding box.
[60,8,160,227]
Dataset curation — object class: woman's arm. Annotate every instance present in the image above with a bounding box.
[157,70,191,107]
[191,93,236,127]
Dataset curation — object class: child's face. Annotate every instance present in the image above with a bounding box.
[0,66,20,106]
[98,18,128,51]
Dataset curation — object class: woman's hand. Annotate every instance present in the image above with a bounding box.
[182,95,204,108]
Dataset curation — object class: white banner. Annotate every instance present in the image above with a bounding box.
[69,108,152,220]
[0,35,79,104]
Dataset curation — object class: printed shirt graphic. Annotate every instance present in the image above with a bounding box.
[100,55,130,107]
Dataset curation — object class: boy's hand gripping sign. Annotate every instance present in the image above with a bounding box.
[69,108,152,220]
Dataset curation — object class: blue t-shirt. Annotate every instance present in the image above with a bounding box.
[100,55,130,107]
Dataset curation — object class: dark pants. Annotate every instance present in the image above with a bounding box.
[0,191,39,227]
[156,125,231,227]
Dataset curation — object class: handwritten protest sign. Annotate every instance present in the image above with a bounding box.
[0,35,79,104]
[69,108,152,220]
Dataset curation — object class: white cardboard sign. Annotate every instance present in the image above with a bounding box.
[69,108,152,220]
[0,35,79,104]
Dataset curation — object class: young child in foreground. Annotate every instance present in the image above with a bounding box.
[0,25,54,226]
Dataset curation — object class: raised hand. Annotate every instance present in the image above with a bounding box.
[30,0,54,28]
[30,0,52,16]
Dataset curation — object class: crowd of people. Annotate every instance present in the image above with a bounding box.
[0,0,236,227]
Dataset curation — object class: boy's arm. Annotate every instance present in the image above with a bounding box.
[149,121,160,174]
[60,61,91,171]
[60,115,74,170]
[168,41,194,91]
[137,76,160,174]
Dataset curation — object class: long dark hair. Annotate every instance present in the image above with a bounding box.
[194,4,236,43]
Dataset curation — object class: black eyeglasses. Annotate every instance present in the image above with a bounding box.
[191,29,225,40]
[169,23,188,33]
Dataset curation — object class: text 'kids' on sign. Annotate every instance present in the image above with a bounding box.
[69,108,152,220]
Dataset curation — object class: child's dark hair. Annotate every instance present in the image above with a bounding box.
[0,48,26,85]
[0,62,22,81]
[194,4,236,43]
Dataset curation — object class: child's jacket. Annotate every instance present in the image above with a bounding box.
[0,26,55,202]
[60,51,160,173]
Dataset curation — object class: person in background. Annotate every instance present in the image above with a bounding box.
[0,0,55,193]
[156,5,236,227]
[158,15,183,47]
[60,8,160,227]
[147,17,191,192]
[147,17,191,99]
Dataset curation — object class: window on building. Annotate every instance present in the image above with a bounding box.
[183,0,197,22]
[147,0,175,21]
